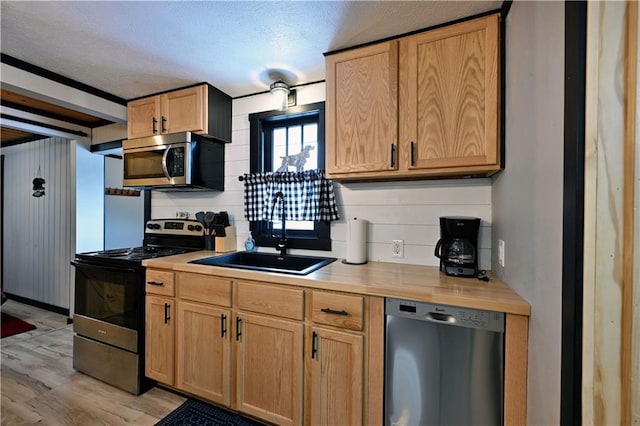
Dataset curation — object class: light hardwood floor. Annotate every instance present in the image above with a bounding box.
[1,300,186,425]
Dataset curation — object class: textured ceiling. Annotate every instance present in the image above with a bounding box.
[1,1,502,101]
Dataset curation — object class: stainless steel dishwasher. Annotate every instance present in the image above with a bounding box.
[385,298,505,426]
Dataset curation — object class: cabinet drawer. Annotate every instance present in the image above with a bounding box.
[177,273,232,307]
[236,281,304,321]
[310,291,364,331]
[146,270,175,296]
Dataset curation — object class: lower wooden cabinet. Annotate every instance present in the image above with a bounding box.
[234,312,304,426]
[307,326,364,426]
[176,301,231,406]
[145,295,174,385]
[145,271,383,426]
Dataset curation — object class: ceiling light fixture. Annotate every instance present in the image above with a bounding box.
[270,80,296,111]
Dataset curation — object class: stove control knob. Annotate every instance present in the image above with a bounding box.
[194,225,203,232]
[146,223,154,229]
[151,224,161,230]
[187,225,195,231]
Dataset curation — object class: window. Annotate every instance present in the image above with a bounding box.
[248,102,330,251]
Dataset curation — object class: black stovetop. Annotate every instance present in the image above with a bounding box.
[78,246,193,262]
[74,219,205,267]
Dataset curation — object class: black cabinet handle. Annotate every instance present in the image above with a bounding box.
[164,303,171,324]
[221,314,227,338]
[236,317,242,341]
[390,143,396,168]
[152,117,158,134]
[321,308,349,316]
[410,141,416,166]
[161,116,167,133]
[311,331,318,359]
[147,281,164,286]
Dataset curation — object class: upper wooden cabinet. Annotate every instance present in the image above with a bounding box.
[326,13,501,181]
[127,83,232,142]
[325,41,399,174]
[128,96,160,140]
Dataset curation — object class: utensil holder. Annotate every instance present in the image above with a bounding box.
[205,235,215,251]
[215,226,237,252]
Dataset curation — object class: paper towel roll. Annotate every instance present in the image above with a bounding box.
[345,217,367,264]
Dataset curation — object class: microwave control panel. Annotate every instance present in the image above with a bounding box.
[169,147,185,177]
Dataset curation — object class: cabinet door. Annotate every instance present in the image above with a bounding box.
[127,96,160,139]
[400,14,499,173]
[176,301,231,406]
[161,85,207,134]
[235,312,303,426]
[326,41,399,175]
[145,295,174,384]
[308,327,364,426]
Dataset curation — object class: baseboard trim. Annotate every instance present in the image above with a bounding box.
[3,293,70,317]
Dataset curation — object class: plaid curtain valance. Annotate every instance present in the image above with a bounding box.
[243,170,339,222]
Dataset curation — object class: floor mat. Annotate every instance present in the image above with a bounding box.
[156,399,265,426]
[1,312,37,338]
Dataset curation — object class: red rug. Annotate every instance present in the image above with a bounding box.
[1,312,37,338]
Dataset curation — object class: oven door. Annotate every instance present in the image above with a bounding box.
[72,260,143,351]
[123,142,190,187]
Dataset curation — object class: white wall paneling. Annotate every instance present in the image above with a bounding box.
[151,82,493,269]
[2,137,106,312]
[2,138,75,309]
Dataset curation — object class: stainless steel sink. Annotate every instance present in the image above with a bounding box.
[189,251,337,275]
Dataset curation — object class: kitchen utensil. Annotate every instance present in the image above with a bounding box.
[195,211,205,227]
[213,213,226,236]
[204,211,215,235]
[218,211,230,226]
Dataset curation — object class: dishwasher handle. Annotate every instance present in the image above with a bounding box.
[425,312,456,324]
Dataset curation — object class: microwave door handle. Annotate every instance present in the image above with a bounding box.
[161,145,172,181]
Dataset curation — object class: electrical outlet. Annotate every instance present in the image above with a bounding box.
[498,239,505,267]
[176,211,189,219]
[392,240,404,258]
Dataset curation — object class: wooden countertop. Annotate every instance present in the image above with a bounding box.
[143,251,531,316]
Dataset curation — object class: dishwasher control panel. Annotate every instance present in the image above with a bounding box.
[386,298,504,333]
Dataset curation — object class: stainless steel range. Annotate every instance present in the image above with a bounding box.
[71,219,204,394]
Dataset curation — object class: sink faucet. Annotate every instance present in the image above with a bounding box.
[271,191,287,255]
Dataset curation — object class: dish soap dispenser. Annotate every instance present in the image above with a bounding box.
[244,231,256,252]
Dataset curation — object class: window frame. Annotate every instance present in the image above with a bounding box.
[248,102,331,251]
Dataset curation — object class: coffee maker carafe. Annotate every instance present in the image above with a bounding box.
[434,216,480,278]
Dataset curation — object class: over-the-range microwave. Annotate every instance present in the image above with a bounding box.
[122,131,225,191]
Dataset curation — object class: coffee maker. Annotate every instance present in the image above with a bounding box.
[434,216,480,278]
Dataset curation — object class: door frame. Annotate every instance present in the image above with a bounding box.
[561,2,587,425]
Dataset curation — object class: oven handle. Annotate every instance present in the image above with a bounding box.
[70,260,139,274]
[161,145,172,181]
